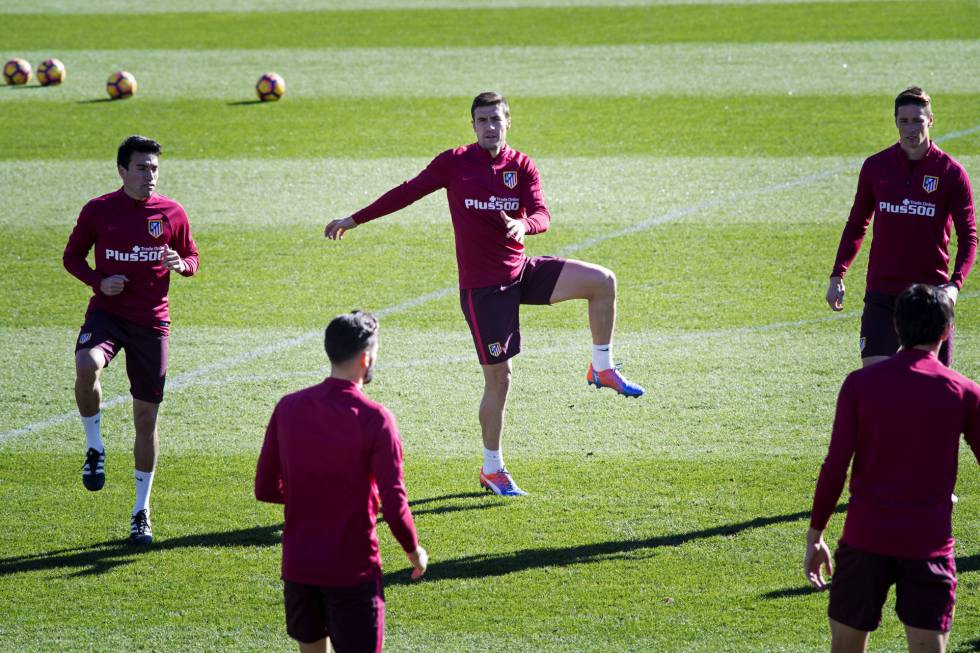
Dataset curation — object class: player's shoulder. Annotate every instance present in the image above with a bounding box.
[149,193,187,212]
[863,144,899,168]
[929,145,970,180]
[82,188,123,210]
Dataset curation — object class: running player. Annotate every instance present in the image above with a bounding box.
[63,135,199,545]
[324,92,644,497]
[806,284,980,653]
[256,311,427,653]
[826,86,976,367]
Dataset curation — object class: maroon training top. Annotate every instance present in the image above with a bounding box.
[831,142,976,294]
[351,143,551,289]
[810,349,980,559]
[255,377,419,587]
[63,188,200,330]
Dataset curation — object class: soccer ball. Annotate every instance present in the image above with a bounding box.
[106,70,137,100]
[256,73,285,102]
[3,58,32,85]
[37,58,66,86]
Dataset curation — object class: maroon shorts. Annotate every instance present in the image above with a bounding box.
[75,309,168,403]
[828,543,957,633]
[861,291,953,366]
[459,256,566,365]
[284,578,385,651]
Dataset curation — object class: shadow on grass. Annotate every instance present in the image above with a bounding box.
[953,637,980,653]
[76,98,116,104]
[228,99,264,106]
[385,505,848,586]
[0,492,495,578]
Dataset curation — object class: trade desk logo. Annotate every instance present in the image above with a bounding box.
[878,198,936,217]
[147,217,163,238]
[105,245,166,262]
[464,195,519,211]
[502,171,518,189]
[923,175,939,194]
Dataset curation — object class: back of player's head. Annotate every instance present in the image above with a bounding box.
[324,310,379,365]
[894,86,932,117]
[471,91,510,120]
[117,135,162,169]
[894,284,952,349]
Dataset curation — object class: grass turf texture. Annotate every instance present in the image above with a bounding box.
[2,1,980,651]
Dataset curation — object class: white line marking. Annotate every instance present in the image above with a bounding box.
[3,127,977,444]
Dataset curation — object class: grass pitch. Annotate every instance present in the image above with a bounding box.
[1,1,979,651]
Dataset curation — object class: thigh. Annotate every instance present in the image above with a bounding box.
[547,258,609,305]
[121,322,168,404]
[828,543,895,632]
[325,579,385,653]
[75,309,123,366]
[520,255,566,305]
[860,292,899,359]
[459,283,522,365]
[284,581,330,644]
[895,554,957,633]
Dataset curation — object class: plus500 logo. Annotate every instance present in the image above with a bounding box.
[879,200,936,217]
[464,196,519,211]
[105,247,164,262]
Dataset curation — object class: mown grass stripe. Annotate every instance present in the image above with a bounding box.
[1,94,978,161]
[1,2,976,50]
[2,41,976,103]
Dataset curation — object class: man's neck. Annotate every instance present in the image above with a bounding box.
[901,140,930,161]
[329,368,364,388]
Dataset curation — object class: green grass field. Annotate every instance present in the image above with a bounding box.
[1,0,979,651]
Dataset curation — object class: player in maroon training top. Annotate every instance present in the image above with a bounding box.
[256,311,427,653]
[806,284,980,653]
[324,92,644,497]
[827,87,976,367]
[64,135,199,545]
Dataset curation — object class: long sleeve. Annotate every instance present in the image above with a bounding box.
[370,408,418,554]
[255,405,285,504]
[949,165,976,289]
[63,204,103,291]
[831,160,875,279]
[810,376,858,530]
[519,160,550,235]
[171,206,200,277]
[351,152,451,225]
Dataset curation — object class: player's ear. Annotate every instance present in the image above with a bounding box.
[117,164,127,179]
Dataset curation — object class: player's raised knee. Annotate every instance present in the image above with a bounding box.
[75,348,105,377]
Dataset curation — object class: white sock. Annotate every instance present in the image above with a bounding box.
[592,344,614,371]
[82,412,104,452]
[483,447,504,474]
[133,470,155,515]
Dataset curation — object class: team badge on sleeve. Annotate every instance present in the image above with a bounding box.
[147,217,163,238]
[922,176,939,194]
[488,342,503,357]
[502,171,518,189]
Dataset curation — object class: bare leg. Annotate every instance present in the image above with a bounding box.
[75,348,106,417]
[904,624,947,653]
[133,399,160,473]
[298,638,330,653]
[549,259,616,345]
[480,360,512,451]
[861,355,889,368]
[830,618,870,653]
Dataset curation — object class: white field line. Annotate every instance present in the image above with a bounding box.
[2,126,977,444]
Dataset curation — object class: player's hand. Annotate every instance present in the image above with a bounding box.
[407,546,428,580]
[100,274,128,296]
[325,217,358,240]
[804,528,833,590]
[499,210,526,243]
[942,283,959,304]
[163,246,185,273]
[826,276,845,311]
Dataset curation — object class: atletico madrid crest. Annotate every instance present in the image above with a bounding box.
[488,342,503,357]
[502,171,518,189]
[147,217,163,238]
[922,175,939,194]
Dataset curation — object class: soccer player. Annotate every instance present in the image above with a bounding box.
[805,284,980,653]
[255,311,427,653]
[63,135,199,545]
[826,86,976,367]
[324,91,644,497]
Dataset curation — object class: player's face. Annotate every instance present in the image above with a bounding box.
[472,105,510,155]
[895,105,932,151]
[118,152,159,200]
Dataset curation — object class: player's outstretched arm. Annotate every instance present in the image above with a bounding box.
[325,216,359,240]
[804,527,833,590]
[826,276,845,311]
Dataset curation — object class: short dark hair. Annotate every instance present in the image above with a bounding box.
[324,310,379,365]
[471,91,510,120]
[117,135,162,169]
[894,284,952,349]
[894,86,932,118]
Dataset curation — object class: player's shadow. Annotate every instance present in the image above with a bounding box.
[954,637,980,653]
[381,491,497,522]
[385,505,848,586]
